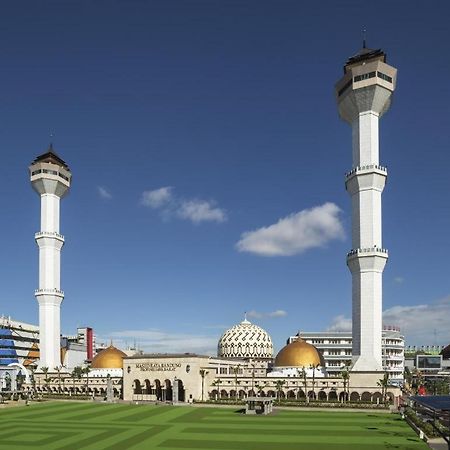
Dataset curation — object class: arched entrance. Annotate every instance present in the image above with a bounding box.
[165,379,173,402]
[144,379,152,394]
[154,379,162,401]
[177,379,185,402]
[133,379,142,394]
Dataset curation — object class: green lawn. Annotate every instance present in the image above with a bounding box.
[0,402,427,449]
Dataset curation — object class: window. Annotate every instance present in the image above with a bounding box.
[354,71,376,82]
[377,71,392,83]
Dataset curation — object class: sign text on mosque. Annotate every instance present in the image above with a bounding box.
[136,362,182,372]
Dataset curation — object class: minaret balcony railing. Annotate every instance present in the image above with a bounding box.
[35,231,65,241]
[347,247,388,257]
[34,288,64,296]
[345,164,387,179]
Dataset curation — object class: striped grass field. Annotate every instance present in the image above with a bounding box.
[0,402,427,449]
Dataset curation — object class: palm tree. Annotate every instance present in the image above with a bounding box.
[403,367,413,393]
[255,383,264,397]
[71,366,83,395]
[309,363,320,400]
[340,366,350,402]
[275,380,286,404]
[199,369,208,402]
[299,367,308,404]
[54,366,63,394]
[41,367,49,392]
[211,379,222,400]
[82,367,91,395]
[29,366,37,397]
[377,372,389,404]
[232,365,241,400]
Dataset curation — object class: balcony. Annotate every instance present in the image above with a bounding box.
[35,231,65,241]
[345,164,387,180]
[347,247,388,257]
[34,288,64,297]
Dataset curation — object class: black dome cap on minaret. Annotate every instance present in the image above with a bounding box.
[346,46,385,65]
[32,143,70,171]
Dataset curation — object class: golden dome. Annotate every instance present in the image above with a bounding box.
[274,339,325,368]
[91,345,126,369]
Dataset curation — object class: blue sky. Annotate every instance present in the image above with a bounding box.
[1,0,449,354]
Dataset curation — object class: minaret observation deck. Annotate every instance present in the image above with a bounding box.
[335,46,397,372]
[29,146,72,370]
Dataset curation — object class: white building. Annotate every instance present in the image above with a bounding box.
[289,326,404,381]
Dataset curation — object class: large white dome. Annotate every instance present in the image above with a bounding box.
[218,318,273,359]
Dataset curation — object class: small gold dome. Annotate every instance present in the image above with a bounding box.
[274,339,324,368]
[91,345,126,369]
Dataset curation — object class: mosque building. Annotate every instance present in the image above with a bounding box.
[20,43,404,405]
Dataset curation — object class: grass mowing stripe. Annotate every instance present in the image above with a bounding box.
[64,405,126,422]
[181,427,415,438]
[0,403,97,421]
[113,406,179,422]
[60,404,122,421]
[54,428,127,450]
[103,425,169,450]
[0,401,76,417]
[158,439,422,450]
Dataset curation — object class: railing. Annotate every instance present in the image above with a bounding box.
[34,288,64,296]
[35,231,64,240]
[345,164,387,178]
[347,247,388,257]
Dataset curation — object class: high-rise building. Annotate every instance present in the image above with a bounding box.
[29,147,72,370]
[335,45,397,372]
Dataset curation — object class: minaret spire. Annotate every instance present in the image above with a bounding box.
[29,147,72,370]
[335,46,397,373]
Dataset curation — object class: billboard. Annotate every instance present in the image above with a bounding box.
[416,355,442,370]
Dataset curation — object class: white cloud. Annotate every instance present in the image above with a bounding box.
[140,187,173,208]
[140,187,227,224]
[326,296,450,345]
[326,314,352,332]
[236,203,344,257]
[393,277,405,284]
[177,199,227,224]
[247,309,287,319]
[383,296,450,345]
[105,328,217,355]
[97,186,112,200]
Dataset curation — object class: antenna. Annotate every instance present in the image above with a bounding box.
[362,28,367,48]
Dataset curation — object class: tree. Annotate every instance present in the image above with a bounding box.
[54,366,63,394]
[255,382,264,397]
[199,369,208,402]
[309,363,320,400]
[340,366,350,402]
[71,366,83,395]
[29,366,37,397]
[82,367,91,394]
[41,367,50,392]
[232,365,241,400]
[299,367,309,404]
[275,380,286,404]
[211,379,222,400]
[377,372,389,404]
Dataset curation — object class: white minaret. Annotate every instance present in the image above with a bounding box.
[335,45,397,372]
[29,146,72,370]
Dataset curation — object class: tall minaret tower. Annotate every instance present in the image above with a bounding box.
[29,146,72,370]
[335,45,397,372]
